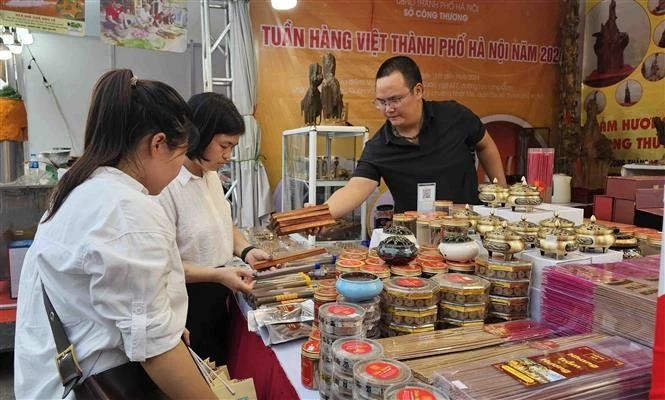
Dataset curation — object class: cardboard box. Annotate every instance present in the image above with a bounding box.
[613,198,636,224]
[634,207,664,230]
[606,176,665,200]
[635,187,664,209]
[593,195,614,221]
[520,249,592,290]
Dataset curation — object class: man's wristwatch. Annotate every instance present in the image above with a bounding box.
[240,245,256,263]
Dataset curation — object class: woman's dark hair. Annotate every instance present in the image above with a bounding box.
[45,69,198,221]
[375,56,423,90]
[186,92,245,161]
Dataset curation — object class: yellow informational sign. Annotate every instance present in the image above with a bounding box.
[99,0,188,53]
[251,0,564,187]
[0,0,84,37]
[581,0,665,171]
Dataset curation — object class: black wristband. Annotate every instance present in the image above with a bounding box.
[240,246,256,263]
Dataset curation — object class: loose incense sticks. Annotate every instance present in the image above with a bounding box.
[253,247,327,270]
[376,320,553,361]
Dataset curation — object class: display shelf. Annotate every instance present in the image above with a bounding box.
[286,176,350,187]
[282,125,369,243]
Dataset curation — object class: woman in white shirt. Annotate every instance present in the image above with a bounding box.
[14,70,214,399]
[158,92,270,365]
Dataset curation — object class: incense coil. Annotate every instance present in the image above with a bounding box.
[389,264,422,278]
[475,257,532,281]
[382,277,439,307]
[438,303,488,321]
[432,273,491,305]
[488,295,529,314]
[381,305,438,325]
[488,279,530,297]
[487,311,528,321]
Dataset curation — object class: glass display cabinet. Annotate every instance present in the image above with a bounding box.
[282,125,369,242]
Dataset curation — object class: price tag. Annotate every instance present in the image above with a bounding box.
[417,182,436,213]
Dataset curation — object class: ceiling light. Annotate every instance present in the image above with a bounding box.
[271,0,297,10]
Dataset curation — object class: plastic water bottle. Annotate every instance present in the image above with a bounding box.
[28,153,39,184]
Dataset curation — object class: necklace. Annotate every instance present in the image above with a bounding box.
[392,127,419,143]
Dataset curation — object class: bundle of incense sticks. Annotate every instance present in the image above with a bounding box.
[376,320,553,361]
[407,333,606,384]
[526,148,554,195]
[430,334,652,400]
[253,247,328,270]
[540,260,659,347]
[247,272,313,308]
[269,204,336,236]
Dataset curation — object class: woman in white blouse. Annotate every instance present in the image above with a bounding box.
[14,70,214,399]
[158,92,270,365]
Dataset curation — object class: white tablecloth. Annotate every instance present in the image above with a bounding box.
[236,294,318,399]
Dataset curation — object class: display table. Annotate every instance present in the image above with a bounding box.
[228,294,317,400]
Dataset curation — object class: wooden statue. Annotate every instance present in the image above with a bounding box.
[320,53,344,122]
[573,94,613,191]
[592,0,629,74]
[300,63,323,126]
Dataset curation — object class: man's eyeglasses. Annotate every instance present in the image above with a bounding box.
[374,90,412,110]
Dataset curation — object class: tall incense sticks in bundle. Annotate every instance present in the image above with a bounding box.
[269,204,336,236]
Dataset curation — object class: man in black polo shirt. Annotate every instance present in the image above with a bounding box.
[326,56,507,217]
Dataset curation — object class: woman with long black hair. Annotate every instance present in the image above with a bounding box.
[14,70,214,399]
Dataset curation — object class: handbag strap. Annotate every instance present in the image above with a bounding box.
[41,281,84,399]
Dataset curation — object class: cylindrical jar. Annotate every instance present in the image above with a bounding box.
[301,339,320,390]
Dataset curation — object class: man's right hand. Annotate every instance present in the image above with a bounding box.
[304,203,325,237]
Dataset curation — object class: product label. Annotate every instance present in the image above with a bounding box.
[300,356,315,388]
[395,277,425,287]
[302,340,320,353]
[276,293,299,302]
[396,387,437,400]
[365,361,400,380]
[494,346,624,387]
[327,305,358,316]
[341,341,372,354]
